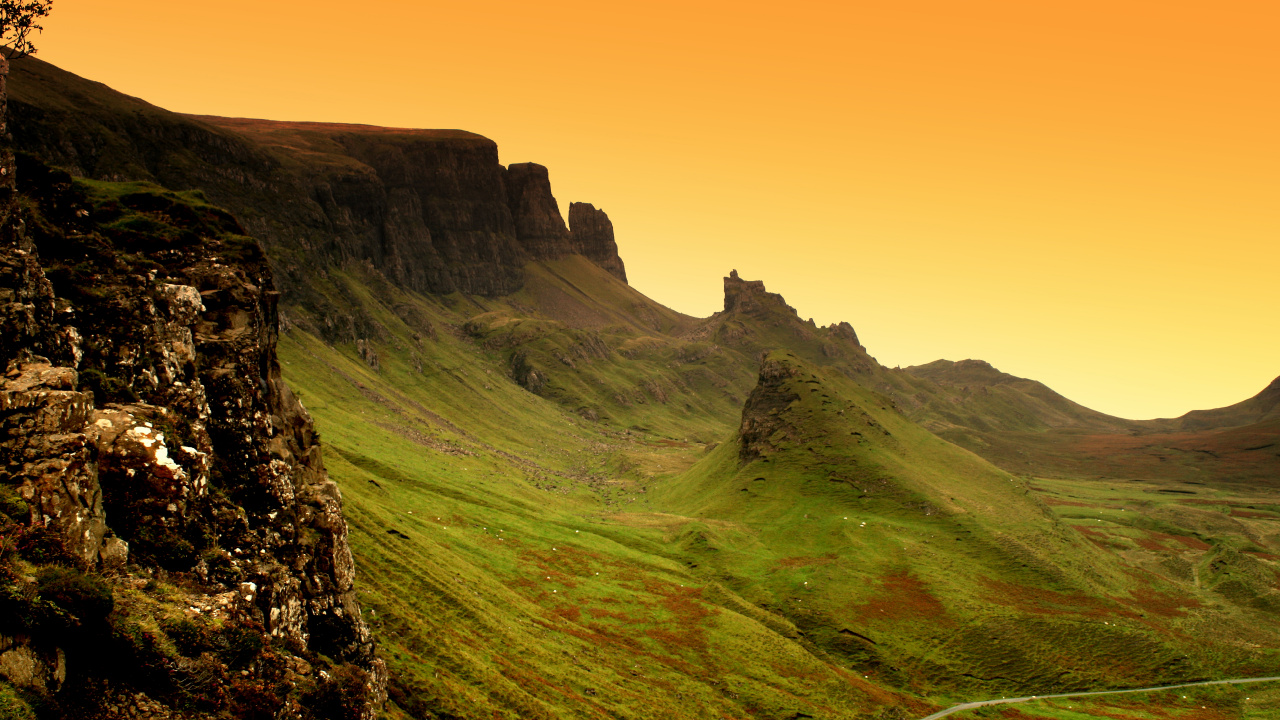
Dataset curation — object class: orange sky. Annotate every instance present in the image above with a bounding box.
[36,1,1279,419]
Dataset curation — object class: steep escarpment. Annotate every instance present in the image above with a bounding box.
[505,162,570,259]
[568,202,626,282]
[0,157,384,719]
[6,56,627,331]
[503,164,628,283]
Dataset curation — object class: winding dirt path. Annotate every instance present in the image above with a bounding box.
[918,676,1280,719]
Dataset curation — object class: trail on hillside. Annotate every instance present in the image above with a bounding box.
[918,675,1280,719]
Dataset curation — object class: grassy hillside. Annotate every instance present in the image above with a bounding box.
[272,260,1280,718]
[649,352,1280,696]
[277,293,930,719]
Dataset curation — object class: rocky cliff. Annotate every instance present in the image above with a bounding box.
[0,155,384,719]
[6,56,627,333]
[568,202,626,282]
[710,270,870,368]
[505,162,570,258]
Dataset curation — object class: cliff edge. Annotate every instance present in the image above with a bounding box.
[6,56,628,336]
[0,156,385,719]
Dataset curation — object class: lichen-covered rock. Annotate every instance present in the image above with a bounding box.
[355,338,380,370]
[0,634,65,693]
[0,361,113,568]
[0,155,385,718]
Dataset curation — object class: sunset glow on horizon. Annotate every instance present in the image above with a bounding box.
[35,1,1279,420]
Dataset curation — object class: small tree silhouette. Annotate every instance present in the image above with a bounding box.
[0,1,53,237]
[1,0,52,59]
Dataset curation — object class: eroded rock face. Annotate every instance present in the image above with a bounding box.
[0,362,111,568]
[0,158,385,718]
[739,353,803,461]
[506,162,570,257]
[723,269,798,316]
[569,202,627,282]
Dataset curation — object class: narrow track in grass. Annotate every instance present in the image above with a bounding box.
[918,676,1280,719]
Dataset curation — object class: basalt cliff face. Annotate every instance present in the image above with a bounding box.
[568,202,626,283]
[6,56,626,338]
[0,155,384,719]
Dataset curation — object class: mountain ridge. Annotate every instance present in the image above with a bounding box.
[11,52,1272,438]
[7,55,627,337]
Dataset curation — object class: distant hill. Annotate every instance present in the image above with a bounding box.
[901,358,1134,433]
[1171,376,1280,431]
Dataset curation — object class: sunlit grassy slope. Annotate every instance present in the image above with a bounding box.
[277,277,926,719]
[278,257,1280,719]
[650,352,1280,696]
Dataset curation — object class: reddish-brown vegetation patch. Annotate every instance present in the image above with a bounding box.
[1072,524,1120,550]
[851,571,948,623]
[1132,531,1209,553]
[586,607,643,623]
[1135,536,1168,552]
[492,655,597,708]
[982,577,1119,618]
[1243,550,1280,561]
[550,604,582,623]
[1124,585,1202,617]
[518,545,609,588]
[1167,534,1211,551]
[774,554,837,569]
[829,665,931,712]
[559,621,699,676]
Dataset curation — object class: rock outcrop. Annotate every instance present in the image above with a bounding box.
[715,270,869,360]
[723,269,798,316]
[506,162,571,257]
[0,157,385,718]
[738,352,803,461]
[569,202,627,282]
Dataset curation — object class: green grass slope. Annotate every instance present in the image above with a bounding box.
[276,282,930,719]
[646,352,1280,700]
[272,256,1280,717]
